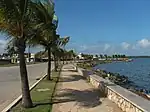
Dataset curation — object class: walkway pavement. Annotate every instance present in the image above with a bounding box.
[52,64,123,112]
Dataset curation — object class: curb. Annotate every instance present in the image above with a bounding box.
[2,73,47,112]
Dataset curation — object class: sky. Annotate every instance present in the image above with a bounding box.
[54,0,150,56]
[1,0,150,55]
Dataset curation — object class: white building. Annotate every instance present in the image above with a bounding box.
[11,53,35,63]
[77,53,84,60]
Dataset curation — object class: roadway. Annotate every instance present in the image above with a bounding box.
[0,63,53,111]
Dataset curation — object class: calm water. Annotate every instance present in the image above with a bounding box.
[95,58,150,90]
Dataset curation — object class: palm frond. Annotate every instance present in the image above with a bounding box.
[0,0,33,38]
[0,0,21,21]
[59,36,70,46]
[31,1,54,25]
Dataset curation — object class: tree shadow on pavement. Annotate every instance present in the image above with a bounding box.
[53,88,103,108]
[34,102,51,107]
[59,74,86,82]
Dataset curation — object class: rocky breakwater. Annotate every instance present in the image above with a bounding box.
[77,61,150,100]
[94,69,129,85]
[77,61,150,112]
[94,68,150,101]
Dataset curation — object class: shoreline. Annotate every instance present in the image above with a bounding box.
[77,60,150,101]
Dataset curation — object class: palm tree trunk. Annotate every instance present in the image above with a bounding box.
[16,37,32,108]
[47,48,51,80]
[56,57,59,68]
[63,55,65,64]
[63,47,65,64]
[54,53,58,72]
[19,52,33,108]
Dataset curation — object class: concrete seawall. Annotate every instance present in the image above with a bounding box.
[77,67,150,112]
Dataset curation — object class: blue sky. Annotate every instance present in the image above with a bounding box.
[54,0,150,55]
[0,0,150,55]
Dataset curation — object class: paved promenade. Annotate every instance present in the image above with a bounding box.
[52,64,122,112]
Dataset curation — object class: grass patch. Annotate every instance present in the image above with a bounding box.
[11,71,60,112]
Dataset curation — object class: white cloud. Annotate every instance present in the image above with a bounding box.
[121,42,130,50]
[80,45,88,50]
[132,45,137,50]
[137,38,150,48]
[67,38,150,56]
[104,44,111,51]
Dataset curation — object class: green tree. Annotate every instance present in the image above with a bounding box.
[115,54,118,58]
[59,36,70,63]
[122,54,126,58]
[100,54,103,59]
[69,50,76,61]
[104,54,108,59]
[0,0,36,107]
[95,54,98,58]
[112,55,115,58]
[29,1,56,80]
[108,56,111,58]
[57,48,65,61]
[81,53,84,58]
[51,34,64,71]
[117,54,121,58]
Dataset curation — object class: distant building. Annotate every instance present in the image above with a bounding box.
[93,55,96,59]
[77,53,84,60]
[98,58,106,61]
[11,53,35,63]
[0,53,11,59]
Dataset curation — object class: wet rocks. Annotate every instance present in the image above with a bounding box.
[94,69,129,85]
[94,69,150,100]
[77,61,150,100]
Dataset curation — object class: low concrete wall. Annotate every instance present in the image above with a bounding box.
[77,67,150,112]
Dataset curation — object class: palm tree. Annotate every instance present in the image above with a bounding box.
[104,54,108,59]
[65,50,71,60]
[62,50,67,63]
[51,34,62,72]
[28,45,31,62]
[51,34,71,71]
[100,54,103,59]
[52,48,59,71]
[57,48,65,62]
[29,1,56,80]
[60,36,70,64]
[122,54,126,58]
[68,50,76,62]
[95,54,98,58]
[115,54,118,58]
[117,54,121,58]
[112,55,115,58]
[0,0,35,107]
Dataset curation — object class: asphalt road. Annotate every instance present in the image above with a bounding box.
[0,63,53,111]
